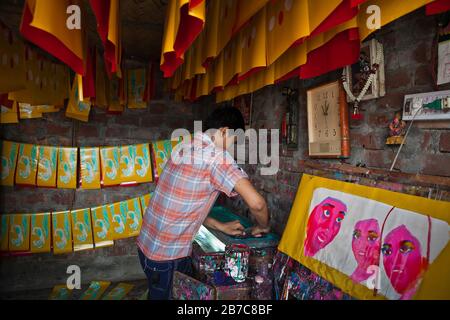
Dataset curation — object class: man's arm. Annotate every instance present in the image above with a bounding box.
[234,178,270,235]
[204,217,245,236]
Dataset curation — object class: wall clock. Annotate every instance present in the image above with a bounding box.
[307,81,350,158]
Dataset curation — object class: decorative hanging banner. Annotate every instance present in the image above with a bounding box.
[0,23,26,94]
[278,174,450,300]
[19,103,42,119]
[102,283,134,300]
[89,0,121,76]
[9,214,31,252]
[121,197,143,238]
[91,205,114,248]
[133,144,153,184]
[37,146,58,188]
[20,0,86,75]
[80,281,111,300]
[15,143,38,186]
[100,146,121,187]
[0,214,10,252]
[1,101,19,124]
[152,139,179,179]
[127,69,147,109]
[57,147,78,189]
[71,208,94,251]
[66,75,92,122]
[119,145,137,184]
[49,285,73,300]
[30,212,51,253]
[139,193,153,214]
[1,140,19,186]
[80,147,101,190]
[107,75,125,114]
[8,48,42,105]
[109,201,129,240]
[52,211,73,254]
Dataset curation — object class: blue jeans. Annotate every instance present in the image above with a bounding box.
[137,248,193,300]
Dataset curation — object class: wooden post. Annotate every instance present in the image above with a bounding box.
[339,81,351,158]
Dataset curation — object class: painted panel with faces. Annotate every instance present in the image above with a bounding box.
[304,188,449,300]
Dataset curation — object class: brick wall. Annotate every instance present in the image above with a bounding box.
[0,71,208,294]
[224,9,450,235]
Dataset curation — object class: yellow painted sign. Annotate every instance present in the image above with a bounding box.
[57,147,77,189]
[15,143,38,186]
[9,214,30,252]
[30,212,51,253]
[71,208,94,251]
[1,140,19,186]
[91,205,114,248]
[52,211,72,254]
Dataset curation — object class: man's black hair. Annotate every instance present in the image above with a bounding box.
[204,107,246,131]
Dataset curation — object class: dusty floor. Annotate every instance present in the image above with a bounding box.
[1,279,149,300]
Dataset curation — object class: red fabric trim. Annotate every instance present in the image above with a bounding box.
[202,57,214,70]
[161,52,184,78]
[350,0,367,7]
[189,0,203,10]
[211,86,224,93]
[310,0,359,38]
[20,3,85,75]
[275,67,300,84]
[426,0,450,15]
[173,4,204,61]
[226,74,239,87]
[238,67,266,82]
[0,94,14,108]
[89,0,119,76]
[104,39,118,76]
[89,0,110,43]
[299,28,360,79]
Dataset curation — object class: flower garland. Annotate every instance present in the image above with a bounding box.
[342,44,383,116]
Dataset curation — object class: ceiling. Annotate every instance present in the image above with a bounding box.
[0,0,168,63]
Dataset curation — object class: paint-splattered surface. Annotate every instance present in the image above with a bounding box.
[273,251,355,300]
[206,206,280,249]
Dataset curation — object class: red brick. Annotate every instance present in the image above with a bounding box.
[76,124,99,138]
[413,43,428,64]
[421,153,450,177]
[364,149,394,169]
[140,115,162,127]
[113,114,141,126]
[414,65,433,86]
[106,127,129,138]
[46,123,72,136]
[440,132,450,153]
[367,114,391,127]
[385,68,411,90]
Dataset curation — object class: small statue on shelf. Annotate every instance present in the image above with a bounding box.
[386,111,407,145]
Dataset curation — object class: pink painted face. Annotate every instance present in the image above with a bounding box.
[382,225,423,294]
[304,197,347,257]
[352,219,381,269]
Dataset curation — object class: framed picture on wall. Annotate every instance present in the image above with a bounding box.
[402,90,450,121]
[307,81,350,158]
[343,39,385,101]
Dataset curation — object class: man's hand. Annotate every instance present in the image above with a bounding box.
[249,225,271,238]
[219,220,245,236]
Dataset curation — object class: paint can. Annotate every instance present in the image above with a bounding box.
[224,244,250,283]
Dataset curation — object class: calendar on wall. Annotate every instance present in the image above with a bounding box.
[402,90,450,121]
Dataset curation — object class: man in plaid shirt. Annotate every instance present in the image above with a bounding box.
[137,107,270,300]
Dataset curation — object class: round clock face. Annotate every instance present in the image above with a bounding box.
[307,82,342,157]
